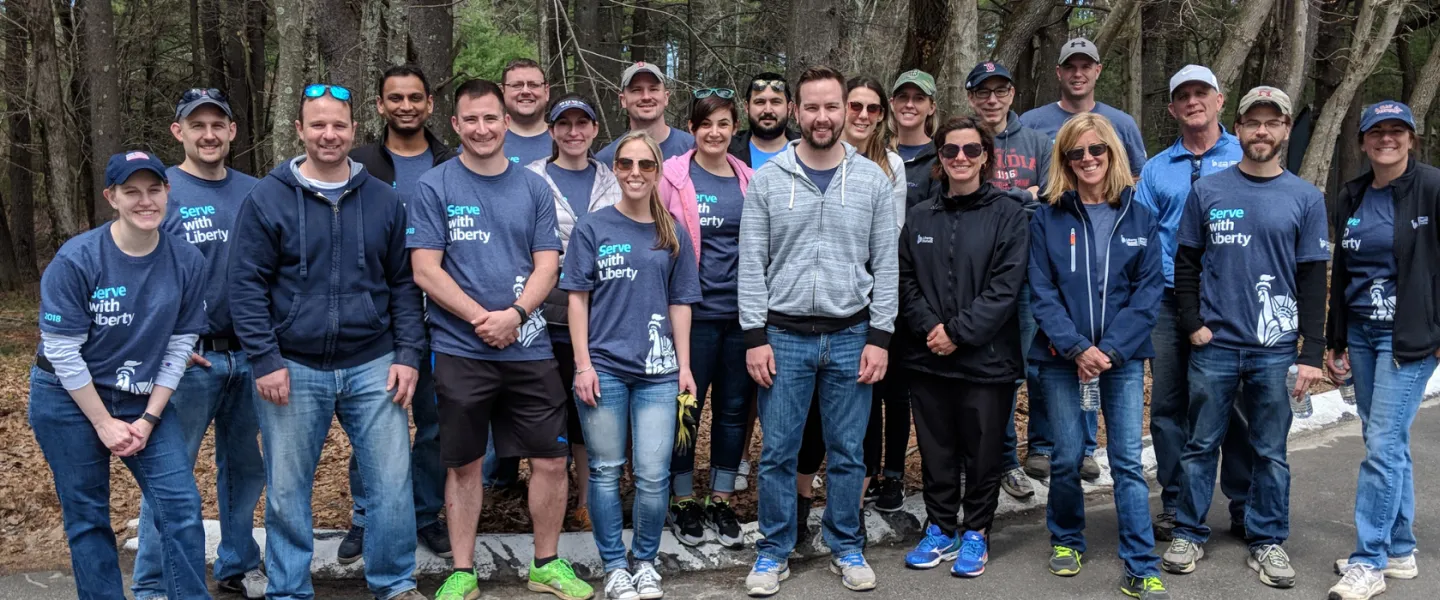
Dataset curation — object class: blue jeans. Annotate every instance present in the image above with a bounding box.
[1022,288,1099,459]
[1346,320,1438,568]
[576,371,677,571]
[349,355,443,529]
[29,368,209,600]
[756,324,871,562]
[1149,291,1253,518]
[255,353,416,600]
[672,319,753,496]
[1174,344,1292,548]
[133,350,265,599]
[1039,360,1160,577]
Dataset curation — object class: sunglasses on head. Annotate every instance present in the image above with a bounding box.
[304,84,352,102]
[180,87,228,105]
[614,158,659,173]
[750,79,786,93]
[1064,143,1109,162]
[693,88,736,100]
[939,143,984,159]
[848,102,883,116]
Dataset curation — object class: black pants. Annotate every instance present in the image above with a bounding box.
[863,371,910,477]
[909,371,1014,535]
[798,388,826,476]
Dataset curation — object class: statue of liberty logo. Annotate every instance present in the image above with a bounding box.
[115,360,154,395]
[1255,274,1298,347]
[1370,278,1396,321]
[644,313,678,375]
[514,276,546,347]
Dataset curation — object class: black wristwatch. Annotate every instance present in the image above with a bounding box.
[510,304,529,323]
[141,412,161,426]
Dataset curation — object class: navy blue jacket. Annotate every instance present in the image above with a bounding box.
[229,157,426,378]
[1027,187,1162,364]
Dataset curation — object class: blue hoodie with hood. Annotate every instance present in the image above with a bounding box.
[229,156,426,378]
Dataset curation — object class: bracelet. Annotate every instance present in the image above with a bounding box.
[510,304,529,323]
[575,366,593,375]
[140,412,161,426]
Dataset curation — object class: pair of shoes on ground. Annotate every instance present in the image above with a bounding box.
[669,496,743,548]
[338,521,455,565]
[1041,544,1171,599]
[1022,454,1102,482]
[1162,539,1297,589]
[862,477,906,512]
[902,525,988,577]
[215,568,267,599]
[1327,554,1418,600]
[600,561,663,600]
[436,558,595,600]
[744,552,876,597]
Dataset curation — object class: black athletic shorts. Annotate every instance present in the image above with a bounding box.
[553,340,586,446]
[433,352,570,467]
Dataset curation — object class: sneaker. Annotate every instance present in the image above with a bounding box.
[829,553,877,591]
[705,497,743,548]
[951,531,989,578]
[631,561,663,600]
[1121,575,1172,599]
[1049,545,1082,576]
[863,478,881,503]
[1329,563,1386,600]
[1000,468,1035,499]
[602,569,638,600]
[1161,538,1203,574]
[668,499,707,546]
[1248,544,1297,589]
[434,571,480,600]
[217,568,267,599]
[735,460,751,492]
[1080,455,1101,481]
[1229,520,1248,540]
[337,525,364,564]
[419,520,453,558]
[1335,554,1419,579]
[795,495,815,547]
[528,558,595,600]
[874,478,904,512]
[905,524,961,569]
[569,506,593,532]
[1024,454,1051,480]
[745,556,789,597]
[1152,511,1177,542]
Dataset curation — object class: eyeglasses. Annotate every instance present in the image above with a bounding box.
[1238,119,1288,132]
[939,143,984,159]
[1190,156,1202,184]
[750,79,786,93]
[968,87,1013,100]
[693,88,736,99]
[848,102,883,116]
[614,158,659,173]
[180,88,229,104]
[504,81,547,91]
[1064,143,1109,162]
[304,84,352,102]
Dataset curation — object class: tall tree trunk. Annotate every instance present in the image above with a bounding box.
[189,0,203,79]
[83,0,122,225]
[1408,27,1440,125]
[1211,0,1281,96]
[386,0,409,67]
[271,0,311,162]
[1399,35,1416,101]
[32,0,85,241]
[317,0,366,95]
[200,0,225,85]
[945,0,980,118]
[1032,18,1067,112]
[1126,9,1142,122]
[3,0,35,283]
[786,0,850,83]
[992,0,1060,69]
[409,0,453,139]
[899,0,950,78]
[359,0,386,141]
[220,0,257,174]
[1095,0,1139,54]
[1262,0,1313,99]
[1141,0,1180,148]
[245,0,268,168]
[537,0,564,86]
[631,0,650,64]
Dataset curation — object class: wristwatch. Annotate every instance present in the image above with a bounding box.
[141,412,161,426]
[510,304,529,323]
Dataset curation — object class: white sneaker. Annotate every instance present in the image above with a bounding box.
[829,553,877,591]
[632,561,663,599]
[217,568,267,599]
[1328,563,1386,600]
[604,569,639,600]
[735,460,751,492]
[1335,554,1418,579]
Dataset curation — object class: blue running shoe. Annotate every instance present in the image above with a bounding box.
[906,524,961,569]
[952,531,988,578]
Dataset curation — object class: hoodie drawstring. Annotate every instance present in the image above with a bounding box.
[356,192,365,271]
[296,187,308,279]
[788,173,797,210]
[841,158,848,208]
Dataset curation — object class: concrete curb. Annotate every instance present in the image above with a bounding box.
[125,371,1440,581]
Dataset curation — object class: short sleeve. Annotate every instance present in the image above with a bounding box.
[530,178,563,252]
[668,230,703,304]
[175,251,208,335]
[406,174,449,250]
[1297,189,1331,262]
[38,257,92,335]
[1122,121,1147,175]
[560,222,598,292]
[1176,188,1205,249]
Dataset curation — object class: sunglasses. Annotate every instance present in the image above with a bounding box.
[1190,156,1202,183]
[750,79,786,93]
[939,143,984,159]
[1064,143,1109,162]
[693,88,736,100]
[614,158,659,173]
[304,84,352,102]
[848,102,883,116]
[180,87,229,105]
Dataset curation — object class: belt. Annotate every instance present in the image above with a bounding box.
[35,353,54,374]
[199,336,242,353]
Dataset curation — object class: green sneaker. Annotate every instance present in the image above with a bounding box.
[1048,545,1082,576]
[1121,575,1171,599]
[527,558,595,600]
[435,570,480,600]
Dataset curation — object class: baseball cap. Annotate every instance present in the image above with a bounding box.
[891,70,937,96]
[548,97,598,123]
[1238,86,1293,117]
[620,62,666,88]
[175,87,234,120]
[1169,65,1220,97]
[1360,100,1416,133]
[105,151,168,187]
[965,62,1013,90]
[1058,38,1101,65]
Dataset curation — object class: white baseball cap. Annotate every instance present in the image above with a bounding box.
[1169,65,1220,97]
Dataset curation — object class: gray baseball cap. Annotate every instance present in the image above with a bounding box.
[621,62,666,88]
[1169,65,1220,96]
[1058,38,1101,65]
[1238,86,1293,117]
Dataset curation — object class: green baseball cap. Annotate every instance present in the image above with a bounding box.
[891,70,936,97]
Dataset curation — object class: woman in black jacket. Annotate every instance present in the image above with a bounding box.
[896,116,1029,578]
[1326,101,1440,600]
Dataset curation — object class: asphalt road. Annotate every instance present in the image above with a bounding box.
[3,403,1435,600]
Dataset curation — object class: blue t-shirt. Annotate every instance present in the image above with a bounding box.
[505,130,554,167]
[799,160,839,194]
[546,162,598,218]
[689,161,745,319]
[560,206,702,381]
[1177,168,1330,351]
[749,140,783,169]
[897,144,930,162]
[388,149,434,206]
[407,160,563,361]
[595,128,697,166]
[161,166,257,337]
[1084,201,1120,268]
[1342,186,1398,321]
[39,223,207,393]
[1020,101,1147,176]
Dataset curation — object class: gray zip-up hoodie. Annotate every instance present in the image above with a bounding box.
[738,141,898,348]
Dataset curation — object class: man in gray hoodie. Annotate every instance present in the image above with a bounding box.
[738,65,898,597]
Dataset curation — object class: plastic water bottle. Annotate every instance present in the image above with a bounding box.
[1337,358,1356,405]
[1080,377,1101,412]
[1286,365,1313,418]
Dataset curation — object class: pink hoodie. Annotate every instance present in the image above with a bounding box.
[659,149,754,263]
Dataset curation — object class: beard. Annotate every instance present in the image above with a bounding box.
[751,114,788,140]
[1243,139,1280,163]
[802,122,839,150]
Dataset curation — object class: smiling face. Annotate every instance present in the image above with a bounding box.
[620,73,669,123]
[747,87,791,138]
[844,86,884,144]
[891,85,934,133]
[966,78,1014,129]
[378,74,433,135]
[105,170,169,232]
[295,96,356,167]
[172,105,235,168]
[452,92,509,160]
[1056,57,1102,101]
[550,109,598,160]
[692,107,735,158]
[1236,104,1290,163]
[614,138,659,202]
[502,66,550,120]
[1168,82,1223,132]
[1066,129,1110,188]
[940,127,987,186]
[1362,121,1414,169]
[798,78,845,151]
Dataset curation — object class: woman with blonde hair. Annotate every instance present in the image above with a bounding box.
[1029,113,1169,598]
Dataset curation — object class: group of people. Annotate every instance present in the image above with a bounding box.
[27,34,1439,600]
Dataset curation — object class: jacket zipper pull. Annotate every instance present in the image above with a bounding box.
[1070,227,1076,272]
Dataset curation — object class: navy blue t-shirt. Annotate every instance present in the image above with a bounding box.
[689,161,745,319]
[1342,186,1398,321]
[1084,201,1120,268]
[897,144,929,162]
[39,224,208,393]
[505,130,554,167]
[560,206,702,381]
[161,166,257,337]
[1177,168,1330,351]
[546,162,598,218]
[388,149,434,206]
[407,159,562,361]
[595,128,696,166]
[800,160,839,194]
